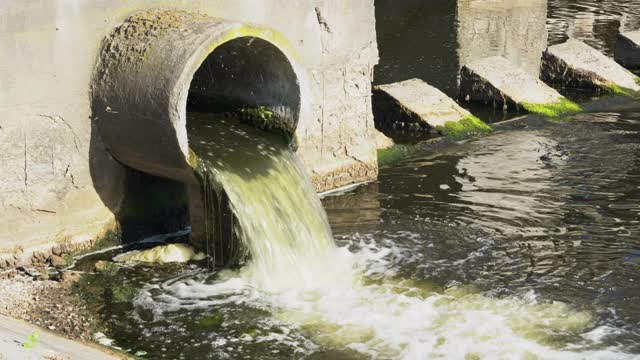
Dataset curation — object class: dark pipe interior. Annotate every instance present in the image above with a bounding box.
[118,168,189,243]
[187,36,300,133]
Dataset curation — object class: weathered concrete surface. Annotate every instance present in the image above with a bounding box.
[542,39,640,93]
[373,78,472,133]
[373,129,394,149]
[0,1,378,266]
[460,56,566,110]
[0,314,125,359]
[457,0,548,78]
[615,31,640,69]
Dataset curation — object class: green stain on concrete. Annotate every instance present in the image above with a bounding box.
[377,145,413,167]
[237,106,294,145]
[437,115,493,140]
[520,99,582,117]
[602,83,633,96]
[378,116,492,167]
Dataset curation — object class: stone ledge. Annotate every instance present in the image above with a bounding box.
[543,38,640,95]
[615,31,640,69]
[373,79,473,133]
[460,56,578,117]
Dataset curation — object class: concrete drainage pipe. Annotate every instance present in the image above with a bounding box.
[91,9,302,245]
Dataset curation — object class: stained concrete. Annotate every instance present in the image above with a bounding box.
[460,56,566,110]
[542,39,640,93]
[615,31,640,69]
[373,79,472,133]
[0,1,378,266]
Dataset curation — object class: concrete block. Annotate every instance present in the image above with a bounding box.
[373,79,490,138]
[542,39,640,94]
[615,31,640,69]
[460,56,579,117]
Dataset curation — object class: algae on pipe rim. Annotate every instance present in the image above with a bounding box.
[520,99,582,118]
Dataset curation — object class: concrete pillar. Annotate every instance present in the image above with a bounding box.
[457,0,549,79]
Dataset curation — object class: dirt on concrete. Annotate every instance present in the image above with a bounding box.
[0,267,96,342]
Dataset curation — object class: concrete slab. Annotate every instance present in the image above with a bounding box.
[0,315,125,360]
[615,30,640,69]
[460,56,578,117]
[373,78,474,132]
[542,38,640,94]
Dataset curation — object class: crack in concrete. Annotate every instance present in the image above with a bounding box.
[37,114,81,153]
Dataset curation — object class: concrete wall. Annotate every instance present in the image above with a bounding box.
[457,0,548,77]
[0,0,378,265]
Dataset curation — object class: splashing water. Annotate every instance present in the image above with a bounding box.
[143,112,635,359]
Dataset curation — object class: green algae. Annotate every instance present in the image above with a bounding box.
[243,327,262,338]
[237,106,295,146]
[106,283,138,304]
[198,313,225,328]
[602,83,633,96]
[520,99,582,117]
[377,144,413,167]
[378,116,492,167]
[436,115,493,140]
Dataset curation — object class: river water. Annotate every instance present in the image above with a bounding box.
[73,1,640,359]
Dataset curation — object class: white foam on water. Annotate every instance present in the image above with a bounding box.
[178,118,635,359]
[134,241,634,360]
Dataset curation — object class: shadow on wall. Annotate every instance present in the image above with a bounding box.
[87,10,302,244]
[88,126,190,243]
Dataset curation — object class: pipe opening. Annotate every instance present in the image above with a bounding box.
[187,36,301,140]
[185,35,301,268]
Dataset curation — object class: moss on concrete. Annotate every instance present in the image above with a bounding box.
[378,116,492,166]
[602,83,633,96]
[437,115,493,140]
[236,106,295,146]
[377,145,413,167]
[520,99,582,117]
